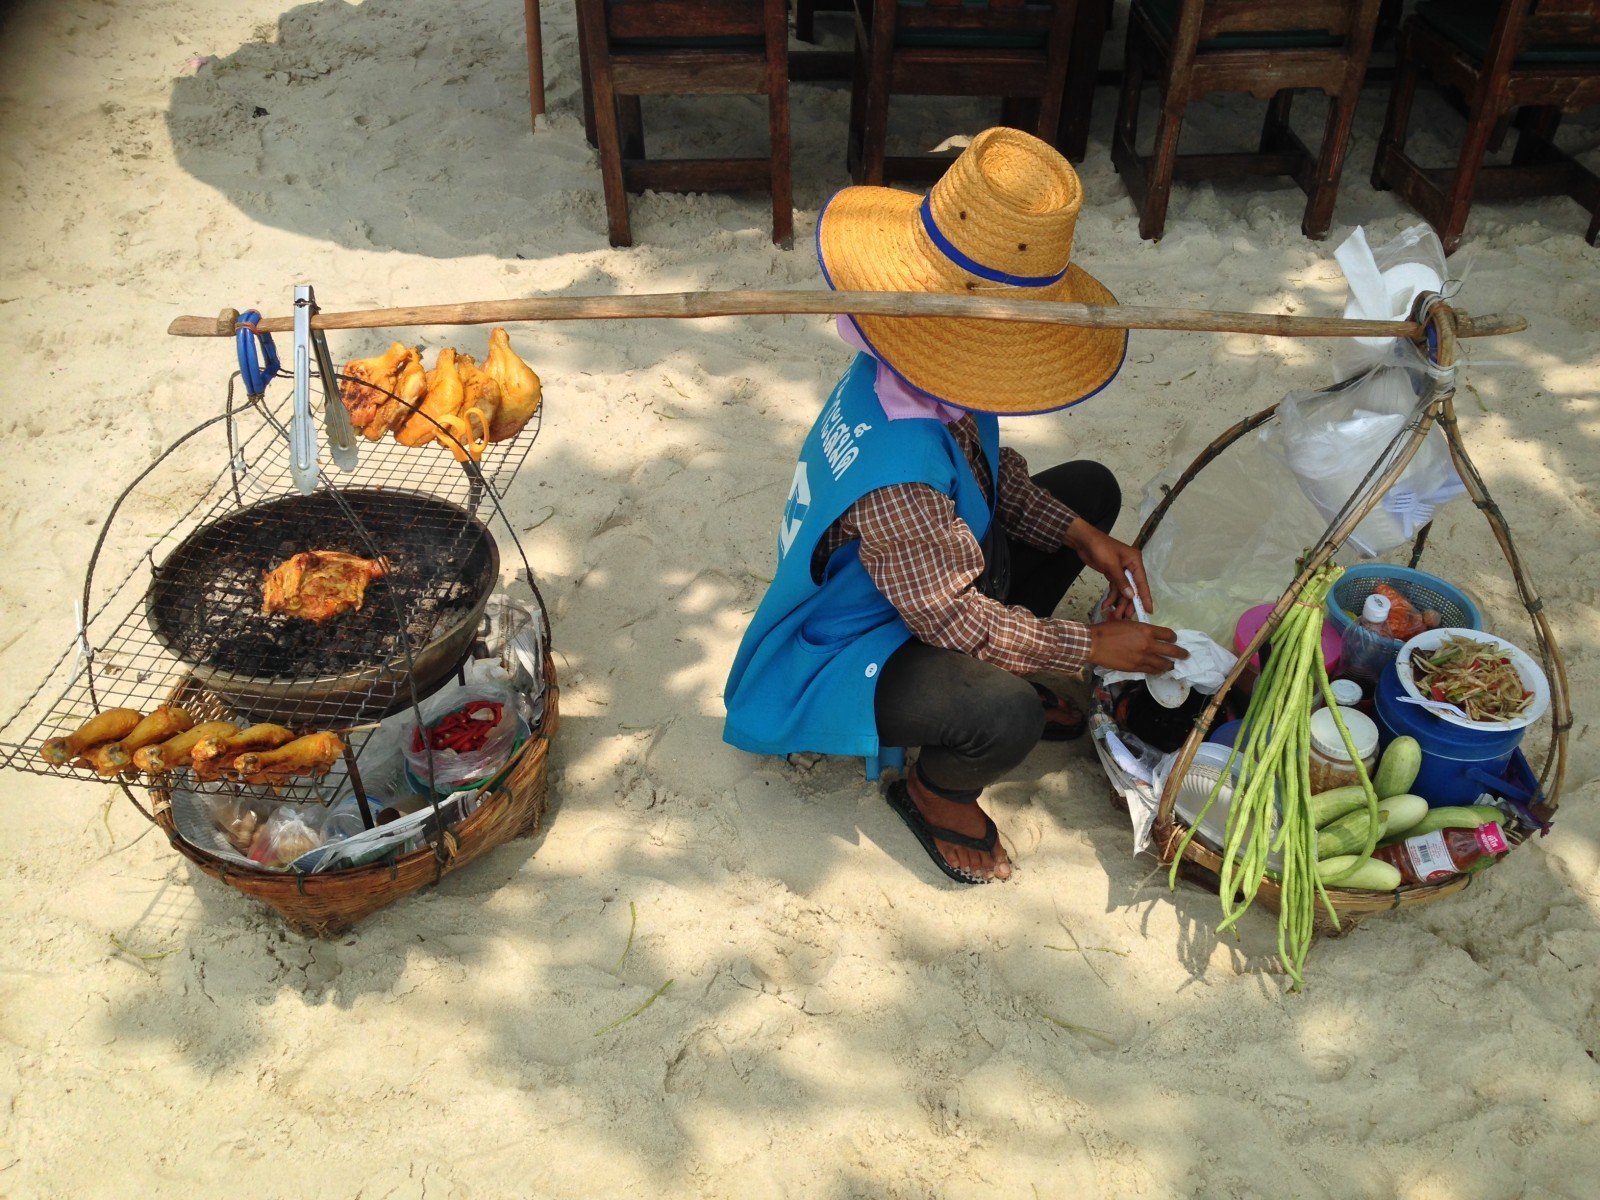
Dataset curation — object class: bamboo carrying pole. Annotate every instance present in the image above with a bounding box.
[167,290,1528,341]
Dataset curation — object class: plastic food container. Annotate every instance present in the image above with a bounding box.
[1307,706,1379,793]
[1374,662,1535,807]
[1234,603,1344,677]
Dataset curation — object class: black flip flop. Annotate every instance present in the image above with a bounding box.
[884,779,999,886]
[1032,682,1088,742]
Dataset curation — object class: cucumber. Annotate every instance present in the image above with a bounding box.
[1379,804,1503,845]
[1317,855,1403,891]
[1374,736,1422,799]
[1375,794,1429,838]
[1311,785,1370,829]
[1317,809,1385,859]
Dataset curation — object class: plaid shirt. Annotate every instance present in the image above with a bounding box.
[814,415,1094,675]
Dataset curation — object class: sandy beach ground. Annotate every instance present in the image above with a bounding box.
[0,1,1597,1196]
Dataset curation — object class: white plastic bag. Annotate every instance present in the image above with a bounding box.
[1268,347,1464,556]
[1333,224,1449,379]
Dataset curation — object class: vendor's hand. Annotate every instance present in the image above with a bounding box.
[1065,521,1151,619]
[1088,620,1188,674]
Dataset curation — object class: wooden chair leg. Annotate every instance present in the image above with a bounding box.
[1371,27,1419,191]
[1511,106,1562,165]
[1437,94,1504,253]
[1110,22,1146,192]
[797,0,817,43]
[766,2,793,248]
[856,20,894,184]
[1302,87,1362,240]
[1058,0,1110,162]
[847,32,867,176]
[1261,89,1294,155]
[577,0,631,245]
[619,95,644,165]
[1141,79,1187,241]
[576,6,597,148]
[523,0,545,129]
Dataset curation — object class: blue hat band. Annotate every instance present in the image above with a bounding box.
[918,196,1069,289]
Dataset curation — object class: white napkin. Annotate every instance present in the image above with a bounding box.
[1098,570,1238,707]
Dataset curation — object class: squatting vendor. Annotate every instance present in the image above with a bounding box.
[724,128,1186,885]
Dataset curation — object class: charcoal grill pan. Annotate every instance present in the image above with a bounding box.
[144,489,499,724]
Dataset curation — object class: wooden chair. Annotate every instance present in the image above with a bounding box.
[1055,0,1113,163]
[576,0,793,248]
[1111,0,1384,241]
[846,0,1082,185]
[1371,0,1600,252]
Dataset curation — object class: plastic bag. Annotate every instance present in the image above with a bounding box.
[484,591,546,726]
[1136,420,1332,645]
[1332,224,1448,380]
[204,794,278,855]
[401,675,521,794]
[1267,347,1464,557]
[247,806,324,869]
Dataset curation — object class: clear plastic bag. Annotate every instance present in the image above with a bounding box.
[1136,420,1332,645]
[204,794,279,855]
[484,591,545,726]
[247,806,325,869]
[1333,224,1449,380]
[1266,345,1464,557]
[401,676,522,794]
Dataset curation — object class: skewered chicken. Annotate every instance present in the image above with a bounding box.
[261,551,391,623]
[133,721,241,774]
[395,347,465,447]
[191,723,296,780]
[233,732,345,784]
[88,706,196,775]
[484,327,542,442]
[339,343,421,439]
[40,708,143,765]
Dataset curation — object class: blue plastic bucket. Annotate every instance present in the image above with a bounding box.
[1373,663,1527,807]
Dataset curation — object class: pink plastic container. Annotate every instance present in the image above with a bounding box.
[1234,603,1343,675]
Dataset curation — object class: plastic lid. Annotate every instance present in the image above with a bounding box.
[1361,593,1393,624]
[1328,679,1363,706]
[1308,706,1379,763]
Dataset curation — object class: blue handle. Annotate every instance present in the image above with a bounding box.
[1465,765,1549,835]
[235,309,281,396]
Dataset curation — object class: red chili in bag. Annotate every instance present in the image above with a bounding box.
[411,701,505,755]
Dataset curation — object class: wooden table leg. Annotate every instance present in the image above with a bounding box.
[523,0,545,128]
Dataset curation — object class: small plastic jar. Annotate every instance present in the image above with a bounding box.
[1313,679,1364,712]
[1308,706,1379,793]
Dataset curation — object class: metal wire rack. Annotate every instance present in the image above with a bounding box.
[0,363,543,810]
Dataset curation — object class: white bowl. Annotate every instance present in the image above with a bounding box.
[1395,628,1550,732]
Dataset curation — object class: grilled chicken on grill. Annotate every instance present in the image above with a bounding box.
[191,723,296,780]
[339,343,421,439]
[261,551,391,623]
[233,731,346,784]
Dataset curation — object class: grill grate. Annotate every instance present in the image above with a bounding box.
[0,370,541,804]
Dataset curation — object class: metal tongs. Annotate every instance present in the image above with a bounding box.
[290,283,359,493]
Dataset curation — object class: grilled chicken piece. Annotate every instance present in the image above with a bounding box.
[261,551,391,623]
[395,347,465,447]
[233,732,346,784]
[191,723,296,780]
[40,708,143,765]
[133,721,241,773]
[484,327,542,442]
[85,706,196,774]
[339,343,420,439]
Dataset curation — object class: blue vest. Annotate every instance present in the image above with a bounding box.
[723,355,999,758]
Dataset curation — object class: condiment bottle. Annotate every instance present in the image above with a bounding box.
[1307,706,1379,793]
[1339,593,1395,696]
[1374,822,1510,885]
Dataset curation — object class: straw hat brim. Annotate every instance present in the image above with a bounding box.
[817,185,1127,416]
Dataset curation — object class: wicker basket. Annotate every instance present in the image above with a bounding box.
[1110,303,1570,936]
[152,654,559,937]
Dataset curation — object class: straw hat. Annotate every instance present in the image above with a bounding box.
[817,127,1125,415]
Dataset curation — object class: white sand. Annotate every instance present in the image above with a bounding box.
[1,1,1597,1196]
